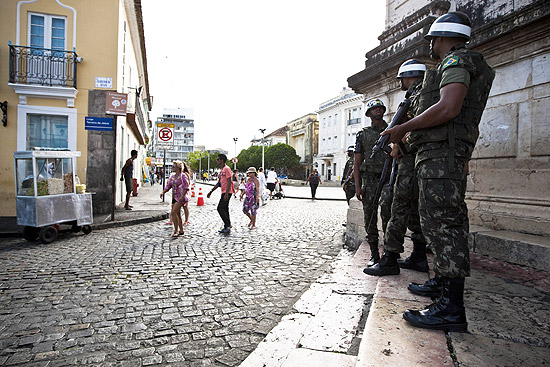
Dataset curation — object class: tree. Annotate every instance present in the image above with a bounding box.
[236,145,262,170]
[186,151,218,172]
[264,143,300,172]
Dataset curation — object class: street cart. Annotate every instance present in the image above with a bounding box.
[14,150,93,243]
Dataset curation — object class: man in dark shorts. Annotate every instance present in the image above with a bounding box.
[121,149,138,210]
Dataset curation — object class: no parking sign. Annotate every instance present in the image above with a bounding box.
[156,123,174,150]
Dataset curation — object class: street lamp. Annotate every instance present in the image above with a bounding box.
[259,128,266,170]
[233,137,238,169]
[199,152,202,182]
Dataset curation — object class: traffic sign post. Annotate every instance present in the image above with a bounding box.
[232,157,238,169]
[156,123,174,150]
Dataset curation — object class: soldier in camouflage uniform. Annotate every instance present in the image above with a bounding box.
[364,59,429,277]
[381,12,494,332]
[353,99,392,267]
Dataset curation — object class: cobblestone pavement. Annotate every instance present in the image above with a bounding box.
[0,194,348,366]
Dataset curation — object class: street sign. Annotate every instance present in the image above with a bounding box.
[85,116,113,131]
[156,122,174,150]
[105,92,128,115]
[232,157,238,164]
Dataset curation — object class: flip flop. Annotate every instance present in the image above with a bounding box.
[171,233,178,238]
[178,232,185,236]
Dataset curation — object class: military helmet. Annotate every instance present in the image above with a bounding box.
[397,59,426,78]
[365,98,386,116]
[425,11,472,41]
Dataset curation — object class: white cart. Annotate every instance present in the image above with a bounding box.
[14,150,93,243]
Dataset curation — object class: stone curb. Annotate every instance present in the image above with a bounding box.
[91,213,170,231]
[0,213,170,238]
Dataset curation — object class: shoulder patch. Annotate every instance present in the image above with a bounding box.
[442,56,459,70]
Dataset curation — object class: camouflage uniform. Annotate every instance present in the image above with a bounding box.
[383,79,426,254]
[408,46,495,278]
[355,122,392,244]
[342,156,355,204]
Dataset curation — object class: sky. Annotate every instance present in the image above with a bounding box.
[140,0,386,156]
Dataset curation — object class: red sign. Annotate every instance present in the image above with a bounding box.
[158,128,172,141]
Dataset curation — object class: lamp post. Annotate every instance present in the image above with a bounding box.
[259,128,266,170]
[207,152,210,180]
[233,137,238,169]
[198,152,202,184]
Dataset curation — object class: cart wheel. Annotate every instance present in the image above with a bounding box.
[39,226,58,244]
[71,224,81,233]
[23,226,39,241]
[82,225,92,235]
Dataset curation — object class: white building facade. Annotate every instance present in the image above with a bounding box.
[153,107,194,162]
[314,87,365,182]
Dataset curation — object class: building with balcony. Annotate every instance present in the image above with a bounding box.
[250,126,288,147]
[152,107,194,163]
[314,87,364,182]
[0,0,152,217]
[286,113,318,180]
[347,0,550,236]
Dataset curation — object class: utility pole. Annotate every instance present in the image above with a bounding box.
[233,137,238,169]
[259,128,266,169]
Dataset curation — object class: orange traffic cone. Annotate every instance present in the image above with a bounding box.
[197,187,205,206]
[191,184,195,197]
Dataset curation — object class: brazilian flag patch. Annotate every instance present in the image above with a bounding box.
[442,57,459,70]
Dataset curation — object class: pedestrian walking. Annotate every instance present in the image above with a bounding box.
[160,161,190,237]
[149,166,155,186]
[258,167,267,205]
[266,167,277,199]
[182,162,192,225]
[381,11,495,332]
[120,149,138,210]
[232,169,240,199]
[364,59,428,277]
[305,169,322,199]
[207,154,235,234]
[242,167,260,229]
[238,177,246,200]
[353,98,393,267]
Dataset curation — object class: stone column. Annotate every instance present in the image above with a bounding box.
[87,90,116,216]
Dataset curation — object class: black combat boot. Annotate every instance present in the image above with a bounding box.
[367,242,380,267]
[403,277,468,332]
[363,251,400,276]
[398,242,429,273]
[408,275,443,297]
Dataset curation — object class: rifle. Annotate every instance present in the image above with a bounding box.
[370,98,412,158]
[366,97,411,233]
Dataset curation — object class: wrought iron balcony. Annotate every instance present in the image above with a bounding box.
[347,118,361,126]
[9,44,77,88]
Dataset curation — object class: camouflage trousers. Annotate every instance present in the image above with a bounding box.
[362,176,392,244]
[417,161,470,278]
[383,172,426,254]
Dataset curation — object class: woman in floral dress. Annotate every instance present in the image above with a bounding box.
[160,161,189,237]
[242,167,260,229]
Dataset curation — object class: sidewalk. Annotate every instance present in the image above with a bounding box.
[240,237,550,367]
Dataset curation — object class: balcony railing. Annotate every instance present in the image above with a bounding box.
[9,44,77,88]
[347,118,361,126]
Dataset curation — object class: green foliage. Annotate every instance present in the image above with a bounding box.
[186,151,218,172]
[265,143,300,172]
[236,146,262,171]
